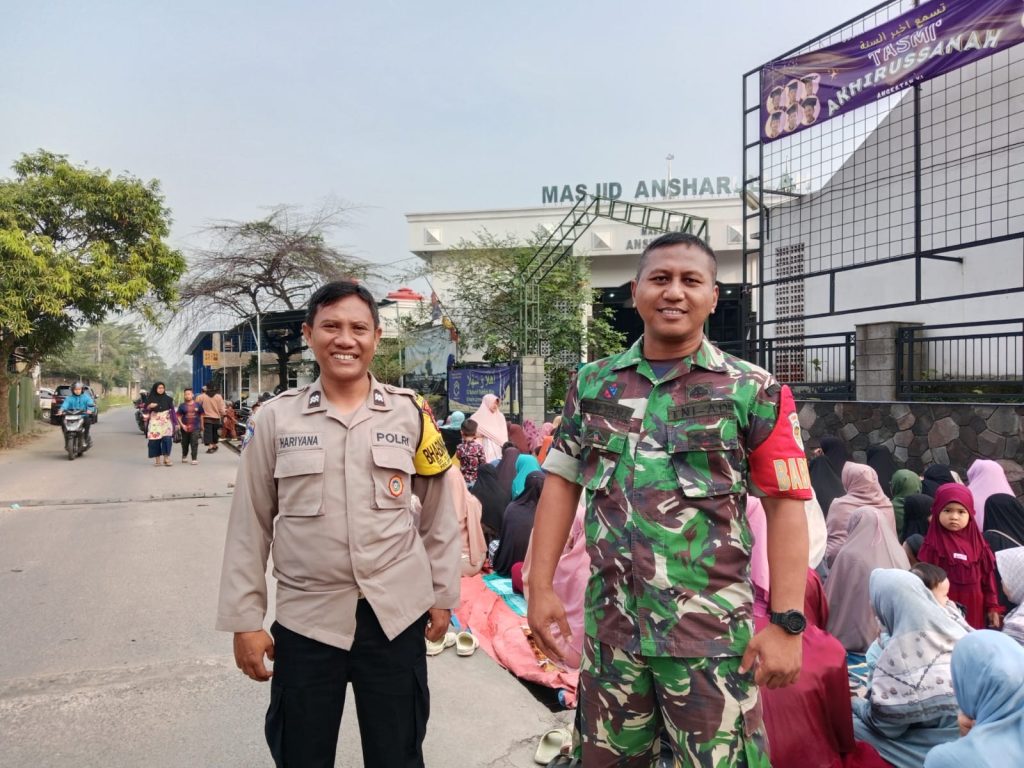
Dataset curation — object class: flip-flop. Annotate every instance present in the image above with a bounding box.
[455,630,479,657]
[534,728,571,765]
[425,631,457,656]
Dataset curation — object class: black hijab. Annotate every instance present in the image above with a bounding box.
[900,493,934,542]
[148,382,174,412]
[866,445,899,498]
[921,464,956,498]
[983,493,1024,553]
[818,436,850,475]
[809,455,845,518]
[491,471,545,577]
[470,463,507,535]
[495,444,520,501]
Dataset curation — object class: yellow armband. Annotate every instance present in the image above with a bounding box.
[413,394,451,476]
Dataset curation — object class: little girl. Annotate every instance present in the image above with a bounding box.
[917,483,1003,629]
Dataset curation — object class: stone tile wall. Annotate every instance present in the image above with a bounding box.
[797,400,1024,498]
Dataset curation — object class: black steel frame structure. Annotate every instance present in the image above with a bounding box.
[740,0,1024,366]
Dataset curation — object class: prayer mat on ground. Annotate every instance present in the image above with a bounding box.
[482,572,528,616]
[453,574,579,708]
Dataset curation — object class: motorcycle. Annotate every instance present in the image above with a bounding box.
[134,397,147,434]
[61,409,89,461]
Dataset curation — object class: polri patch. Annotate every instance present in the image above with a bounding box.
[308,391,321,408]
[373,431,412,447]
[278,433,321,451]
[388,475,404,497]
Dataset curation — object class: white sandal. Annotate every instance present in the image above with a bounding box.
[455,630,479,657]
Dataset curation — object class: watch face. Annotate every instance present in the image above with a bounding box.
[784,611,806,633]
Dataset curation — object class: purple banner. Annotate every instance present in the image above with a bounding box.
[760,0,1024,143]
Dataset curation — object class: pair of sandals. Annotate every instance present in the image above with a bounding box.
[535,727,575,766]
[425,629,478,657]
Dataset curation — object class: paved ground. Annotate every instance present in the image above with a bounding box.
[0,408,571,767]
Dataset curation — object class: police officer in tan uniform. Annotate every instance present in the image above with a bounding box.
[216,280,460,768]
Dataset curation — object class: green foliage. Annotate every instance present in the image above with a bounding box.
[45,321,166,389]
[418,230,625,406]
[0,150,186,444]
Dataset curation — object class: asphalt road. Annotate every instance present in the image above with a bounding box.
[0,408,570,767]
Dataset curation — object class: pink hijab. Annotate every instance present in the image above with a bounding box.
[825,463,895,566]
[470,393,508,463]
[523,501,589,667]
[967,459,1013,531]
[446,469,487,576]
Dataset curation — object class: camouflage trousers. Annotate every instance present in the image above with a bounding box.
[577,635,770,768]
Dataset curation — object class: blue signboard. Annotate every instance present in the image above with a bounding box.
[448,363,518,412]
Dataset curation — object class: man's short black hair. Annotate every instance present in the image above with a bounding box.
[787,81,799,91]
[769,86,783,96]
[635,232,717,280]
[306,280,380,328]
[183,387,193,393]
[803,97,818,108]
[787,103,799,114]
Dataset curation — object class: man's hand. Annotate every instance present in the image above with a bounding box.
[527,586,571,664]
[424,608,451,642]
[233,630,274,682]
[739,623,802,688]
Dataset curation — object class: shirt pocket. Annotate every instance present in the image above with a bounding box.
[666,417,745,498]
[274,450,325,516]
[370,445,415,509]
[579,417,627,493]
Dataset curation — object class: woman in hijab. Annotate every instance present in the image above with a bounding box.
[809,452,846,520]
[470,463,507,541]
[924,630,1024,768]
[826,506,911,653]
[922,464,957,498]
[491,471,544,577]
[440,410,465,456]
[757,569,890,768]
[506,422,531,455]
[511,453,542,499]
[826,463,895,566]
[495,443,520,494]
[144,382,178,467]
[967,459,1014,531]
[901,493,934,542]
[918,484,1002,629]
[819,436,850,475]
[890,469,923,538]
[852,569,966,768]
[446,466,487,576]
[536,422,555,465]
[866,445,899,499]
[469,393,508,463]
[984,494,1024,609]
[995,547,1024,645]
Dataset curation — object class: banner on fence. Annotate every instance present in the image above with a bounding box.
[447,363,518,413]
[760,0,1024,143]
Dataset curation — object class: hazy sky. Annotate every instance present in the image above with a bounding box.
[4,0,871,362]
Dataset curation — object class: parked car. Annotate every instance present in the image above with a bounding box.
[49,385,99,425]
[38,388,54,417]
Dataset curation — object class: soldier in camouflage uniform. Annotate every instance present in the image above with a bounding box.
[528,233,812,767]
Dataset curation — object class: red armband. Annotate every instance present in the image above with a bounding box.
[748,385,812,499]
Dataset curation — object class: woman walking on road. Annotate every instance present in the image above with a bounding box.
[144,382,178,467]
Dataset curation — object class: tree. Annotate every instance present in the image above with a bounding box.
[175,203,370,391]
[413,231,625,408]
[0,150,186,444]
[46,322,158,389]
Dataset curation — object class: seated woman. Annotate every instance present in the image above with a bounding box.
[446,468,487,577]
[900,493,934,544]
[852,569,966,768]
[826,463,895,566]
[826,506,910,653]
[890,469,923,537]
[491,470,544,577]
[995,547,1024,646]
[756,569,889,768]
[924,630,1024,767]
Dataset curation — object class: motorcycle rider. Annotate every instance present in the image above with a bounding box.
[58,382,97,448]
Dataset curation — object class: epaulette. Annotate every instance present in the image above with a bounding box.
[383,383,417,398]
[275,385,308,398]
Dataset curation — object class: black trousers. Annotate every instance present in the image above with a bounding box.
[180,429,200,460]
[266,602,429,768]
[203,418,221,446]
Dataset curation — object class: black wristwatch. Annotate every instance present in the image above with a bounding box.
[769,610,807,635]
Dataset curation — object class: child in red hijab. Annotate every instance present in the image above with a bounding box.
[917,483,1003,629]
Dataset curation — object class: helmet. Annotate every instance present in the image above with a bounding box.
[72,381,85,392]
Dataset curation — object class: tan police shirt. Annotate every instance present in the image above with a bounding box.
[215,376,460,650]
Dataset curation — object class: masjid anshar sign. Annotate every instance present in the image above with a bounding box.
[541,177,739,204]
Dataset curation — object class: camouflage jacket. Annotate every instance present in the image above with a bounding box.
[544,336,811,658]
